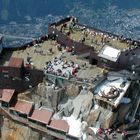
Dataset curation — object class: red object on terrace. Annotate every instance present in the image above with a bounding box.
[49,119,69,133]
[9,57,23,68]
[0,89,15,103]
[98,128,103,134]
[66,47,73,52]
[28,108,53,125]
[72,68,77,75]
[25,63,31,69]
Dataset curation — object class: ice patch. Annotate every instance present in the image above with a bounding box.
[63,115,83,138]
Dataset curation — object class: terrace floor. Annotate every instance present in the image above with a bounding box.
[62,52,103,80]
[0,40,60,70]
[44,49,104,87]
[1,38,104,83]
[57,22,135,53]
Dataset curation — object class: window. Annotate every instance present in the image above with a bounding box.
[2,102,8,108]
[2,70,9,78]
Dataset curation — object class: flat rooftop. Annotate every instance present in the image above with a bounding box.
[49,119,69,133]
[98,45,121,62]
[8,57,23,68]
[94,75,131,107]
[10,100,33,115]
[28,108,53,125]
[0,89,15,103]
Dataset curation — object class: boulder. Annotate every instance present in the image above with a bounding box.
[58,99,74,117]
[66,84,80,97]
[102,111,118,129]
[87,109,101,126]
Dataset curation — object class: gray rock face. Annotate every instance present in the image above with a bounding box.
[73,90,93,119]
[58,99,74,117]
[57,89,93,121]
[41,135,54,140]
[66,83,80,97]
[1,118,41,140]
[36,83,65,110]
[87,109,101,126]
[37,83,47,97]
[53,111,63,120]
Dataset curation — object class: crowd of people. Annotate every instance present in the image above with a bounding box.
[58,16,139,51]
[44,57,80,79]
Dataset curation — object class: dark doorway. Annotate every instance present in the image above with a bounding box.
[91,58,98,65]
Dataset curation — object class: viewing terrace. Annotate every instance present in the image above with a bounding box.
[55,18,136,53]
[0,40,60,70]
[48,16,140,70]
